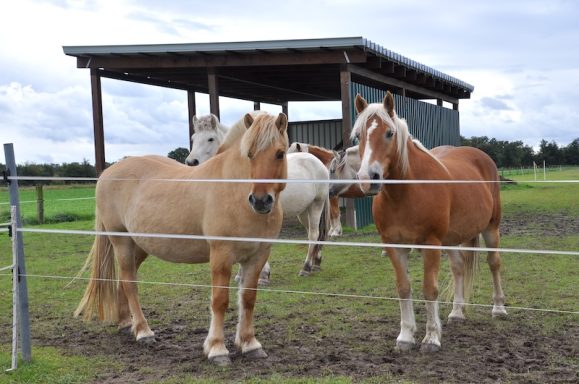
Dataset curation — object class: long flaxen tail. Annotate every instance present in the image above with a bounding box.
[460,235,481,305]
[74,211,119,323]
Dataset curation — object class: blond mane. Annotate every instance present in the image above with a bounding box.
[240,113,288,157]
[351,102,446,176]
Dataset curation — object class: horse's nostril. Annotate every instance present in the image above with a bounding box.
[265,195,273,204]
[192,159,199,166]
[248,194,255,204]
[371,172,380,180]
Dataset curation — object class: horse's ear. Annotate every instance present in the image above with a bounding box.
[355,94,367,114]
[384,91,395,118]
[244,113,254,129]
[296,143,302,152]
[210,114,218,129]
[275,113,288,133]
[192,115,198,126]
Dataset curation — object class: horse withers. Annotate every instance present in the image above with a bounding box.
[353,92,507,353]
[75,112,289,366]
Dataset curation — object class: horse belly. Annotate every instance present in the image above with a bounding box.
[280,183,318,217]
[134,237,210,264]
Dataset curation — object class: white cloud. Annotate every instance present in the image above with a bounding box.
[1,0,579,164]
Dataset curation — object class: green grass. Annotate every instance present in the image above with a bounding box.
[0,168,577,382]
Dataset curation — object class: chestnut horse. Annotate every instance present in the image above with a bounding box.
[75,112,289,365]
[353,92,507,352]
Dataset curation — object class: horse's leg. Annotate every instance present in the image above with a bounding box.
[117,248,148,333]
[204,249,233,365]
[236,261,271,286]
[110,237,155,343]
[482,227,507,317]
[386,247,416,352]
[297,210,315,276]
[235,249,269,359]
[328,196,342,237]
[446,249,465,322]
[420,247,442,352]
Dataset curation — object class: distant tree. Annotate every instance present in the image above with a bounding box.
[535,140,563,166]
[58,159,96,183]
[168,147,190,164]
[562,138,579,165]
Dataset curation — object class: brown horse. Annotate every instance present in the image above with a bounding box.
[353,92,507,352]
[75,112,289,365]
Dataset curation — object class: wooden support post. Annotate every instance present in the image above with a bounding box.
[340,67,357,229]
[282,102,289,119]
[35,185,44,225]
[253,101,260,111]
[437,99,443,107]
[453,102,459,111]
[187,90,196,148]
[208,68,220,119]
[90,69,105,176]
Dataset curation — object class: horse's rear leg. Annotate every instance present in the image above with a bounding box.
[204,250,233,365]
[482,227,507,317]
[420,247,442,353]
[447,249,466,322]
[117,248,148,333]
[298,206,323,276]
[235,249,270,360]
[386,247,416,352]
[235,261,271,286]
[111,237,154,343]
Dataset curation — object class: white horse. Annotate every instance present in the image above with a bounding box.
[185,114,229,166]
[187,114,331,279]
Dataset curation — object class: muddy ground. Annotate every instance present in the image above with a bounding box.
[14,213,579,383]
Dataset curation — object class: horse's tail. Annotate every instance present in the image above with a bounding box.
[74,210,119,323]
[461,235,481,305]
[442,236,480,305]
[315,193,331,255]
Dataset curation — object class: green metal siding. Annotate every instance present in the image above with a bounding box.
[351,82,460,228]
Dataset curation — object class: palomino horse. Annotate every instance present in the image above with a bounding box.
[187,115,331,277]
[352,92,507,352]
[75,112,289,365]
[288,142,343,237]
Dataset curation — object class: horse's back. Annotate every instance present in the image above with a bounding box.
[432,146,499,182]
[282,153,329,217]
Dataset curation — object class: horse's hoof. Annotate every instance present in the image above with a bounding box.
[395,341,415,353]
[118,325,132,335]
[420,343,440,353]
[492,306,508,318]
[311,265,321,272]
[137,335,156,345]
[298,270,310,277]
[243,348,268,360]
[209,354,231,366]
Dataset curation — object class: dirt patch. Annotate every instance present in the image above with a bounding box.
[35,311,578,383]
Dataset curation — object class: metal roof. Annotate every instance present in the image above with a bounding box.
[63,36,473,103]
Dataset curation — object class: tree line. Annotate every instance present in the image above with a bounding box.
[1,137,577,186]
[460,136,579,168]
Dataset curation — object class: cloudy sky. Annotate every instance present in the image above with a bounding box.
[1,0,578,164]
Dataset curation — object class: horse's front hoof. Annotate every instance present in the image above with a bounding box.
[298,270,311,277]
[137,335,156,345]
[209,354,231,366]
[395,341,415,353]
[118,325,132,335]
[243,348,268,360]
[420,343,440,353]
[447,315,465,324]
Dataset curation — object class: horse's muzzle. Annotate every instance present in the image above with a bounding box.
[248,193,274,214]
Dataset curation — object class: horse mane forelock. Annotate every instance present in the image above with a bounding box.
[352,103,445,176]
[240,113,288,157]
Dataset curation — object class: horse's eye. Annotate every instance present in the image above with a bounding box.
[208,138,214,142]
[275,150,285,160]
[386,130,394,139]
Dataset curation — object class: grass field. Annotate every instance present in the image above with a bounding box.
[0,168,577,383]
